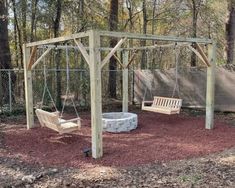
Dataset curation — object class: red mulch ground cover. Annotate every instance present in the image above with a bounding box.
[2,111,235,168]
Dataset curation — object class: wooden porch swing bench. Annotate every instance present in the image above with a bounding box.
[35,109,81,134]
[142,96,182,115]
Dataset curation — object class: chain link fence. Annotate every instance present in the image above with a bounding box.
[0,69,25,114]
[0,69,135,115]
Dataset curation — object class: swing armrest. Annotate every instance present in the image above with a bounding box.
[143,101,153,103]
[142,101,153,104]
[142,101,153,107]
[59,117,81,124]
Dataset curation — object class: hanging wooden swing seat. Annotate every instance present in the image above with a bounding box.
[142,96,182,115]
[35,109,81,134]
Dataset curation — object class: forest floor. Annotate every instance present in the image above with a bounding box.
[0,109,234,187]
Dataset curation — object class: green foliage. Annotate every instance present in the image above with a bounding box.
[7,0,227,69]
[4,0,229,108]
[0,106,25,116]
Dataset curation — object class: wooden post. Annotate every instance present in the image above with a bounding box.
[122,50,129,112]
[89,30,103,158]
[23,44,34,129]
[206,43,216,129]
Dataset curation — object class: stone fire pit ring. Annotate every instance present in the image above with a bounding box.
[102,112,138,133]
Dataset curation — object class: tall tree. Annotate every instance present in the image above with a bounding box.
[152,0,157,35]
[108,0,119,98]
[0,0,15,102]
[21,0,27,42]
[30,0,39,42]
[53,0,62,37]
[226,0,235,64]
[0,0,12,70]
[141,0,148,69]
[53,0,63,109]
[126,0,134,32]
[11,0,23,68]
[188,0,203,67]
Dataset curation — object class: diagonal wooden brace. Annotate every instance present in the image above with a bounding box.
[27,46,37,70]
[101,37,127,68]
[74,38,90,67]
[125,50,138,68]
[195,43,210,67]
[30,47,52,70]
[113,50,138,69]
[113,54,125,68]
[188,45,210,67]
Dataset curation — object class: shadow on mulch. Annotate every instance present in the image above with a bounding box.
[1,111,235,169]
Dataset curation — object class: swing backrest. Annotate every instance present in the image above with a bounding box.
[152,96,182,110]
[35,109,62,132]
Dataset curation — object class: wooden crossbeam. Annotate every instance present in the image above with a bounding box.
[101,37,127,68]
[195,43,210,67]
[30,47,52,70]
[188,45,210,67]
[25,30,213,48]
[27,46,37,70]
[26,31,90,47]
[74,39,90,67]
[99,30,213,44]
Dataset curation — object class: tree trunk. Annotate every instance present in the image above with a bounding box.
[12,0,18,68]
[11,0,23,68]
[0,0,16,103]
[226,0,235,64]
[108,0,119,98]
[53,0,63,110]
[21,0,27,42]
[151,0,157,69]
[141,0,147,69]
[126,0,134,51]
[152,0,157,36]
[191,0,198,67]
[53,0,62,37]
[126,0,133,32]
[30,0,39,42]
[78,0,85,32]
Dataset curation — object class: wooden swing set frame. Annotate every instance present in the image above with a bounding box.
[23,29,216,159]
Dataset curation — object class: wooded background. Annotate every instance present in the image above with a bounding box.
[0,0,235,112]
